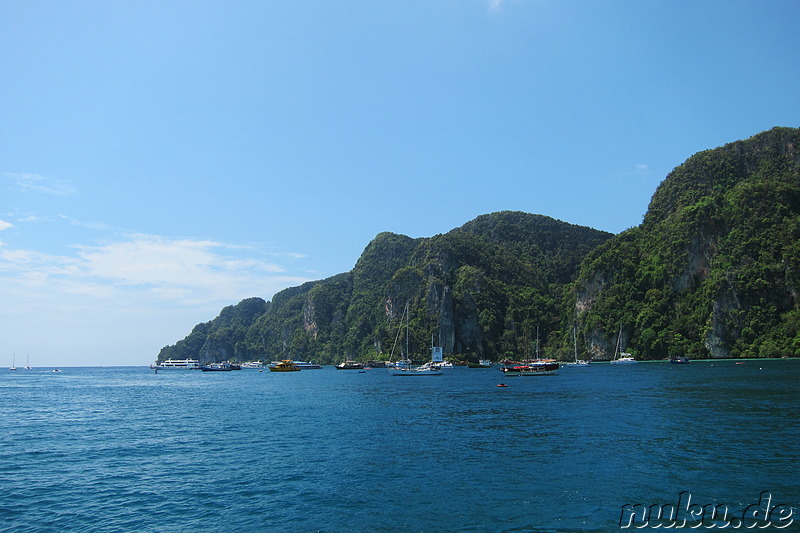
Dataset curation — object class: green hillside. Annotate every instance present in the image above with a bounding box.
[158,127,800,364]
[158,212,612,364]
[573,127,800,359]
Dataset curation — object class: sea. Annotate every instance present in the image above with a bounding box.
[1,360,798,532]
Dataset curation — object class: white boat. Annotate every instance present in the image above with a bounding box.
[612,353,637,363]
[157,358,201,369]
[240,361,263,368]
[336,360,364,370]
[565,327,590,366]
[430,338,453,368]
[388,304,442,376]
[25,354,31,370]
[293,361,321,369]
[9,353,16,371]
[610,325,637,364]
[391,362,442,376]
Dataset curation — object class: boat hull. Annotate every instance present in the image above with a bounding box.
[200,365,232,371]
[269,360,301,372]
[389,368,442,376]
[336,363,364,370]
[502,360,560,376]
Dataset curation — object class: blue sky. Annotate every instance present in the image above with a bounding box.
[2,1,799,366]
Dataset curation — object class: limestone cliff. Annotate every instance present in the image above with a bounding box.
[574,127,800,359]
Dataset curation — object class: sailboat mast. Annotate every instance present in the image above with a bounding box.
[573,327,578,362]
[406,303,409,361]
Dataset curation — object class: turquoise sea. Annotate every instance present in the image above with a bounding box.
[1,360,798,532]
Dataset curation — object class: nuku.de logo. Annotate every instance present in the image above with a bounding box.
[619,491,795,529]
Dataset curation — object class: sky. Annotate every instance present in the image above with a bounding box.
[1,0,799,367]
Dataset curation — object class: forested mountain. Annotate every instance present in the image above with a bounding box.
[158,212,613,364]
[158,127,800,364]
[573,126,800,359]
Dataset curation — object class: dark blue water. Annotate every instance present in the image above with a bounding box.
[1,361,798,532]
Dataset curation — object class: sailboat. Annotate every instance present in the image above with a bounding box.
[610,325,637,364]
[388,304,442,376]
[566,327,590,366]
[501,325,559,376]
[10,353,17,371]
[25,354,31,370]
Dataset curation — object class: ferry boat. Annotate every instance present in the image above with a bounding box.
[269,360,301,372]
[157,358,201,369]
[241,361,263,369]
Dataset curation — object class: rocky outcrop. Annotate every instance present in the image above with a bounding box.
[575,127,800,359]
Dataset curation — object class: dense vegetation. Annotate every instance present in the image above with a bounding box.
[158,127,800,364]
[573,127,800,359]
[158,212,612,364]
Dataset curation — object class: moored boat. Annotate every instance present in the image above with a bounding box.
[502,359,559,376]
[610,352,638,364]
[565,327,590,366]
[467,360,492,368]
[610,325,637,364]
[200,362,234,372]
[269,360,301,372]
[387,303,442,376]
[669,356,690,364]
[157,358,201,369]
[293,361,321,369]
[336,360,364,370]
